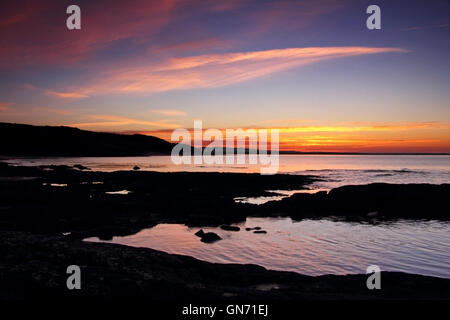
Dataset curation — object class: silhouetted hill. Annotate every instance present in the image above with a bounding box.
[0,123,174,156]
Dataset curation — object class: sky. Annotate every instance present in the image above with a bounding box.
[0,0,449,152]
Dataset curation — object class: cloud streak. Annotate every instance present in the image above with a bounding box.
[0,102,15,111]
[45,90,89,99]
[70,46,406,95]
[69,114,181,129]
[403,23,450,31]
[151,109,187,116]
[277,122,450,133]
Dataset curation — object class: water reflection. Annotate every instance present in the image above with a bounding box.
[85,217,450,279]
[234,189,328,205]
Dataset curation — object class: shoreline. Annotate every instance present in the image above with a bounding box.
[1,230,449,301]
[0,163,449,300]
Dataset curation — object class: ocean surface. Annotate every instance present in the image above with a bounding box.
[5,155,450,190]
[5,155,450,278]
[86,218,450,278]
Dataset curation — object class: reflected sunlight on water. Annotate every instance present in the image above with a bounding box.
[85,217,450,279]
[6,155,450,190]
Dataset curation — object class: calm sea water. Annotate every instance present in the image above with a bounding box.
[5,155,450,190]
[85,217,450,278]
[6,155,450,277]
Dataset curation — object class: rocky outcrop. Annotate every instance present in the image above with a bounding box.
[0,164,315,237]
[261,183,450,220]
[194,229,222,243]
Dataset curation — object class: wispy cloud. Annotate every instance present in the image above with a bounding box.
[73,46,406,95]
[277,122,450,133]
[151,109,187,116]
[0,102,15,111]
[0,0,344,69]
[68,114,181,129]
[45,90,89,99]
[276,122,450,152]
[23,84,89,99]
[0,0,178,67]
[402,23,450,31]
[261,119,315,125]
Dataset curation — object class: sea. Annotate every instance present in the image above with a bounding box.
[5,154,450,278]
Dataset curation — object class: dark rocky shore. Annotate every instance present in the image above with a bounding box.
[0,162,317,238]
[1,230,449,301]
[260,183,450,221]
[0,162,449,300]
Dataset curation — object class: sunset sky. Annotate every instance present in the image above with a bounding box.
[0,0,449,152]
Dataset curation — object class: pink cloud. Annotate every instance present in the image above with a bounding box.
[72,46,406,95]
[0,0,177,67]
[45,90,89,99]
[0,0,350,69]
[0,102,15,111]
[68,114,181,129]
[151,109,187,116]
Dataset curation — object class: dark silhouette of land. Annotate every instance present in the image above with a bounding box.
[0,122,174,156]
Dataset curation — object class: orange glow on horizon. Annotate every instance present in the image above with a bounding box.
[120,122,450,153]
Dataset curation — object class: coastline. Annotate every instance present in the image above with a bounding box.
[2,230,449,301]
[0,162,449,300]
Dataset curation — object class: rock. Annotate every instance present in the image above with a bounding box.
[200,232,222,243]
[133,165,140,170]
[220,225,240,231]
[253,230,267,234]
[222,292,237,298]
[194,229,222,243]
[245,227,261,231]
[194,229,205,237]
[73,164,90,171]
[261,183,450,220]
